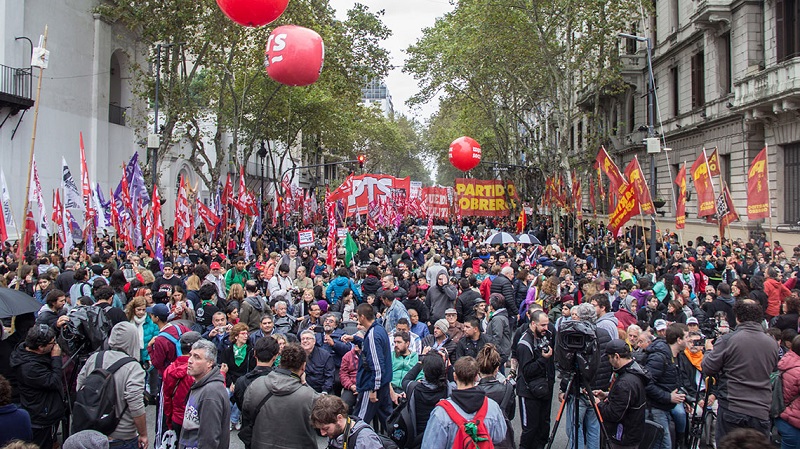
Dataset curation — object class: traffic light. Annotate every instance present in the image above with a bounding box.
[357,154,366,168]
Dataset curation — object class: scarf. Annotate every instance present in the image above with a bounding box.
[233,343,247,366]
[684,348,703,372]
[133,315,146,349]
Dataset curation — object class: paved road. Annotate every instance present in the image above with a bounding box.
[144,390,573,449]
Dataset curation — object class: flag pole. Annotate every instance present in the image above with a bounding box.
[15,26,47,290]
[766,143,775,253]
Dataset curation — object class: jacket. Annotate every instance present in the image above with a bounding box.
[515,328,555,399]
[477,376,516,420]
[327,418,384,449]
[615,297,638,332]
[402,297,430,324]
[224,268,251,293]
[779,350,800,428]
[219,342,256,387]
[233,366,273,412]
[326,276,362,304]
[455,289,482,323]
[361,275,382,298]
[596,313,620,340]
[702,321,779,420]
[179,367,231,449]
[340,348,359,391]
[77,322,145,441]
[0,403,32,446]
[490,275,515,313]
[702,295,736,329]
[241,368,319,449]
[240,295,268,332]
[162,355,193,427]
[643,338,681,410]
[486,308,512,360]
[315,329,350,367]
[382,299,410,331]
[420,389,507,448]
[305,345,335,393]
[9,342,65,427]
[427,283,457,323]
[765,277,792,316]
[135,315,159,362]
[401,364,451,442]
[148,322,191,374]
[455,334,488,360]
[597,360,649,446]
[354,321,392,392]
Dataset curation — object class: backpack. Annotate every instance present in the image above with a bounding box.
[437,397,495,449]
[72,351,138,435]
[157,324,185,357]
[345,421,399,449]
[770,370,800,419]
[59,305,113,355]
[387,383,418,448]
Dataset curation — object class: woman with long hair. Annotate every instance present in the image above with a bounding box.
[125,296,159,365]
[476,343,516,448]
[227,283,245,310]
[168,286,195,322]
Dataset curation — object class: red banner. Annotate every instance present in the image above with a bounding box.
[596,147,627,193]
[455,178,519,217]
[346,174,410,216]
[707,148,721,177]
[422,186,450,219]
[747,147,770,219]
[608,183,640,236]
[675,163,687,229]
[690,150,716,217]
[623,156,655,215]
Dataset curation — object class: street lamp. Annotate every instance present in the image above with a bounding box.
[257,141,268,218]
[619,33,658,265]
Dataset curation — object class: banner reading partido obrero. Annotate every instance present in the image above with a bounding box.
[455,178,519,217]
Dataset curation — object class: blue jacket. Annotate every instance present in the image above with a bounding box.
[314,329,351,367]
[326,276,362,304]
[354,321,392,392]
[0,404,32,446]
[305,345,335,393]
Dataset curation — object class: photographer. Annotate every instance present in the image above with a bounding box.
[516,309,555,449]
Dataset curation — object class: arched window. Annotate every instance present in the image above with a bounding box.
[109,50,128,126]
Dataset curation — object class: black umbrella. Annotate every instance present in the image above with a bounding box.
[517,234,542,245]
[0,287,43,318]
[483,232,519,245]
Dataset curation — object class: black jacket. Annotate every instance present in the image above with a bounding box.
[402,297,430,324]
[361,276,382,298]
[597,360,649,446]
[455,289,483,323]
[218,343,256,387]
[304,346,335,393]
[8,343,65,426]
[232,365,272,410]
[643,338,681,410]
[702,295,736,329]
[455,334,488,360]
[515,328,555,399]
[401,364,450,445]
[490,275,515,313]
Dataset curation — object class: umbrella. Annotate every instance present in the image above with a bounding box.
[517,234,542,245]
[484,232,519,245]
[0,287,43,318]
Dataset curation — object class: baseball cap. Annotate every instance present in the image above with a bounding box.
[210,262,222,270]
[163,261,173,268]
[604,339,631,357]
[179,331,202,347]
[146,303,170,322]
[686,317,699,325]
[445,308,457,315]
[654,319,667,331]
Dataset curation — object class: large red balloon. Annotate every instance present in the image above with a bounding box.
[265,25,324,87]
[216,0,289,27]
[449,136,482,171]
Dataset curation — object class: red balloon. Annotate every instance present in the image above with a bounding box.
[265,25,324,87]
[449,136,482,171]
[216,0,289,27]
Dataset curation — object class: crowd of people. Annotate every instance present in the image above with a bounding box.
[0,216,797,449]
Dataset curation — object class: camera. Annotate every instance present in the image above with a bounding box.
[534,334,551,353]
[554,320,600,380]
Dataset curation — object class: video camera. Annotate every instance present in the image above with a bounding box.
[554,320,600,380]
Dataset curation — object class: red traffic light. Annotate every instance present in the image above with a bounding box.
[357,154,366,168]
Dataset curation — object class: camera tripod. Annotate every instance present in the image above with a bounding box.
[545,367,613,449]
[686,376,716,449]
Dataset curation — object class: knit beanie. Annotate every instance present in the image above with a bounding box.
[434,319,449,336]
[63,430,110,449]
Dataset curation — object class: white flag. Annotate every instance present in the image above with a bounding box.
[61,157,85,212]
[92,186,110,229]
[0,169,17,233]
[29,157,48,253]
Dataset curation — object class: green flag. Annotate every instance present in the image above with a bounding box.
[345,232,358,266]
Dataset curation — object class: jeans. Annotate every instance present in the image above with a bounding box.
[777,418,800,449]
[565,397,600,449]
[109,438,139,449]
[649,408,673,449]
[671,402,687,434]
[229,390,240,424]
[716,405,770,443]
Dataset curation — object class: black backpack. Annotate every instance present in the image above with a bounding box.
[59,305,112,355]
[340,419,399,449]
[72,351,138,435]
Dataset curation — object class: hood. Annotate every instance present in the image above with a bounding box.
[331,277,350,287]
[0,404,21,415]
[718,294,735,307]
[645,338,672,359]
[597,313,618,326]
[620,295,637,314]
[450,387,487,414]
[9,342,45,369]
[362,277,381,288]
[264,367,305,396]
[619,360,651,384]
[109,321,141,361]
[490,308,508,320]
[192,366,225,390]
[779,349,800,372]
[244,295,264,312]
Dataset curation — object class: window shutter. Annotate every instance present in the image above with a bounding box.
[777,0,786,62]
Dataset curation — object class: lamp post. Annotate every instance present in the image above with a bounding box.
[257,141,268,219]
[620,33,659,265]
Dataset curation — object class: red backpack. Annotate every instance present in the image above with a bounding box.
[436,397,495,449]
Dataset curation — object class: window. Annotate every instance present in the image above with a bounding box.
[672,163,682,206]
[776,0,800,62]
[720,153,731,191]
[628,93,636,134]
[718,32,732,94]
[626,24,639,55]
[691,51,705,108]
[671,0,680,33]
[671,66,679,117]
[784,143,800,224]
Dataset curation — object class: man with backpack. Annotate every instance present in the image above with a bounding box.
[310,394,386,449]
[421,356,507,448]
[94,285,127,326]
[75,321,147,449]
[179,339,231,449]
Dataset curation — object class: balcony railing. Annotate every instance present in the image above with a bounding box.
[109,103,126,126]
[0,64,34,110]
[734,57,800,109]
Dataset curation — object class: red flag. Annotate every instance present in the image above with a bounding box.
[589,179,596,213]
[747,147,770,219]
[596,147,627,193]
[690,150,716,217]
[675,163,687,229]
[174,176,191,244]
[197,198,222,230]
[574,179,583,221]
[623,156,655,215]
[234,167,258,216]
[608,183,640,236]
[516,208,526,233]
[325,187,337,268]
[22,210,36,251]
[328,175,353,202]
[719,183,739,227]
[707,148,721,178]
[79,133,93,218]
[52,190,65,249]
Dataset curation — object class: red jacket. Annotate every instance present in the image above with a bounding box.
[161,355,193,427]
[340,348,359,391]
[480,276,494,303]
[780,350,800,428]
[765,278,792,317]
[147,323,191,374]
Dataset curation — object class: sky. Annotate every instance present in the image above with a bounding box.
[330,0,454,121]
